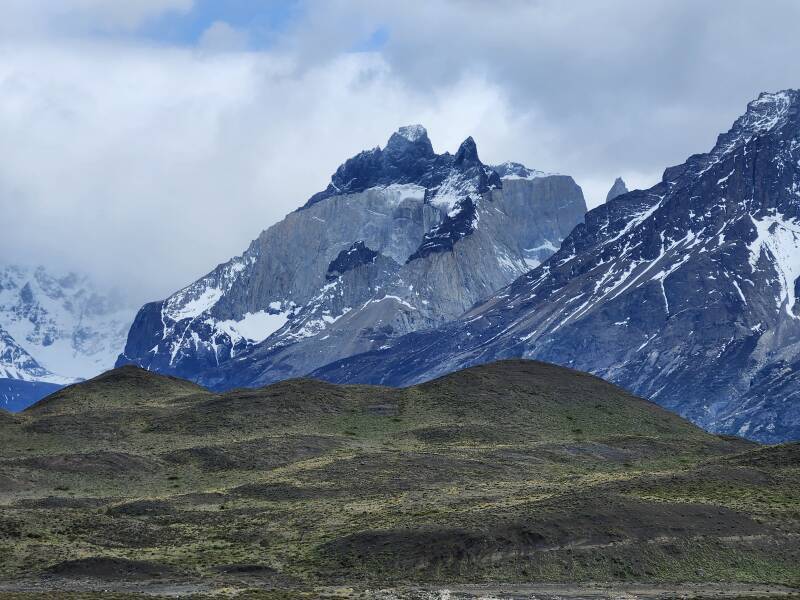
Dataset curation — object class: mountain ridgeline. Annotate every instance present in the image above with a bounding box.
[314,90,800,444]
[117,126,587,389]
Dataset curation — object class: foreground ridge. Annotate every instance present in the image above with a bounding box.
[1,359,797,595]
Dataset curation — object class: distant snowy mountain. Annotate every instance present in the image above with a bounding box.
[0,323,70,384]
[118,125,588,387]
[313,90,800,444]
[0,265,136,409]
[0,323,67,411]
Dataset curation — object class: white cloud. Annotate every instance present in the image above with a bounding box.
[0,0,194,36]
[276,0,800,204]
[0,41,524,304]
[198,21,249,52]
[2,0,800,306]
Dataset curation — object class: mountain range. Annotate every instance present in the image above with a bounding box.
[313,90,800,444]
[9,91,800,446]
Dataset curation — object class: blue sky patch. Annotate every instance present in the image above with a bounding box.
[352,25,390,52]
[139,0,304,49]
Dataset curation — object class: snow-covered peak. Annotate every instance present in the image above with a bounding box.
[744,90,797,133]
[659,89,800,184]
[710,89,798,162]
[0,323,74,385]
[396,124,428,143]
[304,126,498,209]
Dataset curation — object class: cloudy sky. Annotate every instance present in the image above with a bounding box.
[2,0,799,304]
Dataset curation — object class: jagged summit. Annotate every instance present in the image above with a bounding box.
[742,89,798,133]
[303,125,437,208]
[716,89,799,150]
[663,88,800,184]
[606,177,628,202]
[454,136,479,164]
[302,126,499,210]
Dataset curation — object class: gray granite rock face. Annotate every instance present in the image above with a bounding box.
[118,126,587,388]
[313,91,800,444]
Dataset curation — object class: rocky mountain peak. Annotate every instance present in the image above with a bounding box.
[606,177,629,202]
[385,124,435,156]
[302,127,502,210]
[744,89,799,130]
[454,136,480,165]
[118,119,587,396]
[302,125,440,209]
[664,89,800,184]
[718,89,799,148]
[394,124,429,143]
[0,264,135,384]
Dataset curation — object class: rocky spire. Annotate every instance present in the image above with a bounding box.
[605,177,629,202]
[454,136,480,165]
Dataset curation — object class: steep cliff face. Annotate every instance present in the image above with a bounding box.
[118,126,587,387]
[313,91,800,444]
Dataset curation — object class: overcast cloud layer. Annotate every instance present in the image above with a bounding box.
[1,0,799,304]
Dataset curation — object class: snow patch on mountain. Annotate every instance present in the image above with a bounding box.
[748,210,800,317]
[492,161,555,180]
[211,309,292,346]
[377,183,426,207]
[397,124,427,142]
[430,171,481,216]
[167,288,224,321]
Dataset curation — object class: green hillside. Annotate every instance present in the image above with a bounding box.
[0,360,797,598]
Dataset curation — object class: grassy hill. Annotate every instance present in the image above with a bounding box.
[0,360,797,598]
